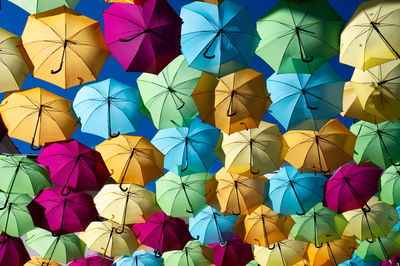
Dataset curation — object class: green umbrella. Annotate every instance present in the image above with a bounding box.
[380,165,400,206]
[246,261,260,266]
[162,240,214,266]
[355,230,400,262]
[26,228,86,264]
[351,120,400,169]
[156,171,211,218]
[8,0,80,14]
[290,202,348,247]
[137,55,202,129]
[256,0,344,74]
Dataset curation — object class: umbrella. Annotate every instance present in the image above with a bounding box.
[115,250,162,266]
[69,255,113,266]
[215,121,287,177]
[151,118,220,176]
[324,163,383,213]
[162,240,214,266]
[351,120,400,169]
[283,119,356,174]
[266,63,344,131]
[0,236,30,266]
[103,0,182,74]
[19,6,109,89]
[96,135,164,188]
[264,166,327,216]
[133,211,192,256]
[382,254,400,266]
[0,28,29,92]
[339,254,381,266]
[209,236,253,266]
[37,139,110,194]
[189,206,237,246]
[380,165,400,206]
[290,202,348,247]
[192,69,271,134]
[106,0,145,3]
[256,0,344,74]
[0,87,78,150]
[340,0,400,70]
[8,0,80,14]
[73,79,144,138]
[25,257,61,266]
[180,1,260,77]
[355,230,400,262]
[137,55,202,129]
[156,171,210,217]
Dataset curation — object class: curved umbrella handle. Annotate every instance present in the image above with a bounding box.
[0,163,19,210]
[31,142,43,151]
[301,54,314,63]
[186,208,194,214]
[314,241,323,248]
[267,243,276,250]
[203,30,223,59]
[60,185,72,196]
[295,210,306,215]
[306,104,318,110]
[119,182,128,192]
[321,168,331,174]
[0,191,11,210]
[250,168,260,175]
[114,225,125,234]
[194,235,200,240]
[226,109,237,117]
[154,250,163,258]
[109,131,120,138]
[51,41,68,74]
[219,240,228,247]
[176,102,185,110]
[366,238,376,243]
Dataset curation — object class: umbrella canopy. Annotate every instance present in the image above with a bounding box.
[8,0,80,14]
[19,6,109,89]
[355,230,400,262]
[106,0,146,3]
[0,87,78,150]
[215,121,287,177]
[340,0,400,70]
[267,63,344,131]
[96,135,164,187]
[151,118,220,176]
[209,236,253,266]
[339,254,381,266]
[256,0,344,74]
[264,166,327,216]
[162,240,214,266]
[380,165,400,206]
[0,236,30,266]
[283,119,356,174]
[103,0,181,74]
[0,28,28,92]
[192,69,271,134]
[195,0,223,4]
[180,1,260,77]
[137,55,202,130]
[25,257,62,266]
[73,79,143,139]
[115,250,162,266]
[69,255,113,266]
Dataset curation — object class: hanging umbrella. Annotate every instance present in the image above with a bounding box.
[73,79,143,138]
[105,0,146,3]
[69,255,113,266]
[256,0,344,74]
[25,257,61,266]
[192,69,271,134]
[351,120,400,169]
[156,171,210,218]
[0,87,78,150]
[162,240,214,266]
[355,230,400,262]
[264,166,327,216]
[324,163,383,213]
[96,135,164,188]
[137,55,202,130]
[382,254,400,266]
[151,118,220,176]
[339,254,381,266]
[37,139,110,194]
[0,236,30,266]
[267,63,344,131]
[8,0,80,14]
[380,165,400,206]
[215,121,287,177]
[19,6,109,89]
[209,236,253,266]
[284,119,356,174]
[103,0,181,74]
[115,250,162,266]
[180,1,260,77]
[340,0,400,70]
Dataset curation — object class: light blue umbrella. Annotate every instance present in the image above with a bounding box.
[189,206,237,246]
[180,1,260,77]
[73,78,143,139]
[264,166,327,216]
[114,250,162,266]
[151,118,219,176]
[266,63,344,131]
[339,254,380,266]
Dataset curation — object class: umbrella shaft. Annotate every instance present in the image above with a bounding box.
[0,162,22,210]
[370,22,400,59]
[326,242,338,266]
[277,242,286,266]
[46,235,61,266]
[289,181,306,214]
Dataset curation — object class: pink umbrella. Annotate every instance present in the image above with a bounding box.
[132,211,192,257]
[209,236,253,266]
[323,163,383,213]
[382,254,400,266]
[0,236,30,266]
[103,0,182,74]
[27,187,98,235]
[69,255,113,265]
[37,140,110,196]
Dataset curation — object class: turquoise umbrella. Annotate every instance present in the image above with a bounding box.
[114,250,162,266]
[339,254,380,266]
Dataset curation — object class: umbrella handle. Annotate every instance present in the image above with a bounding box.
[295,27,314,63]
[154,250,162,258]
[51,41,68,74]
[250,168,260,175]
[0,190,11,210]
[114,225,125,234]
[194,235,200,240]
[115,193,130,234]
[226,92,237,117]
[0,163,20,210]
[119,182,128,192]
[295,210,306,215]
[267,243,276,250]
[306,104,318,110]
[219,240,228,247]
[31,142,43,151]
[203,29,223,59]
[366,238,375,243]
[314,242,323,248]
[370,22,400,59]
[109,131,120,138]
[60,184,72,196]
[301,54,314,63]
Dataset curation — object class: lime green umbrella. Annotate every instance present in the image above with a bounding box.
[137,55,202,129]
[8,0,80,14]
[380,165,400,206]
[355,230,400,262]
[156,171,211,218]
[162,240,214,266]
[256,0,345,73]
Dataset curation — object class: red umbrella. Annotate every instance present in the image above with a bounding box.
[209,236,254,266]
[0,236,30,266]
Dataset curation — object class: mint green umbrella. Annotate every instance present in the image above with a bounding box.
[8,0,80,14]
[162,240,214,266]
[380,165,400,206]
[355,230,400,262]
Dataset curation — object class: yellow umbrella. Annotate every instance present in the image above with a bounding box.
[24,257,61,266]
[283,119,356,174]
[19,6,110,89]
[0,87,78,150]
[96,135,164,188]
[340,0,400,70]
[215,121,287,177]
[192,69,271,135]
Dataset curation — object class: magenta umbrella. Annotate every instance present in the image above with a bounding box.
[382,254,400,266]
[209,236,253,266]
[27,187,98,235]
[103,0,182,74]
[132,211,192,257]
[37,139,110,196]
[323,163,383,213]
[69,255,113,266]
[0,236,30,266]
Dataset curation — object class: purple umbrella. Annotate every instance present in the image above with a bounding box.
[324,163,383,213]
[69,255,113,265]
[0,236,30,266]
[103,0,182,74]
[209,236,253,266]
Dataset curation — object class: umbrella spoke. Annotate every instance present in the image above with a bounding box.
[370,22,400,60]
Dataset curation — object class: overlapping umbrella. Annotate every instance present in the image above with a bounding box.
[162,240,214,266]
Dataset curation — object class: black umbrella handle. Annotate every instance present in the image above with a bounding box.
[31,105,45,151]
[363,209,376,243]
[107,97,120,138]
[0,162,21,210]
[119,149,136,192]
[377,129,400,166]
[213,212,227,247]
[61,155,82,196]
[51,40,69,74]
[313,213,323,248]
[181,183,194,214]
[343,178,371,212]
[315,136,330,174]
[154,222,166,257]
[226,91,237,117]
[231,181,242,215]
[295,27,314,63]
[289,181,306,215]
[101,228,114,266]
[377,237,391,262]
[168,88,185,110]
[0,204,12,244]
[181,138,190,173]
[203,29,223,59]
[115,192,130,234]
[119,30,151,42]
[249,139,260,175]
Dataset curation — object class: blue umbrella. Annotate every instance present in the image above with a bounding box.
[73,78,143,139]
[180,1,260,77]
[266,63,344,131]
[264,166,327,216]
[339,254,380,266]
[189,206,237,246]
[114,250,162,266]
[151,118,219,176]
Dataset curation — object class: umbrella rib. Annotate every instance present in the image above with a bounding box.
[103,12,144,29]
